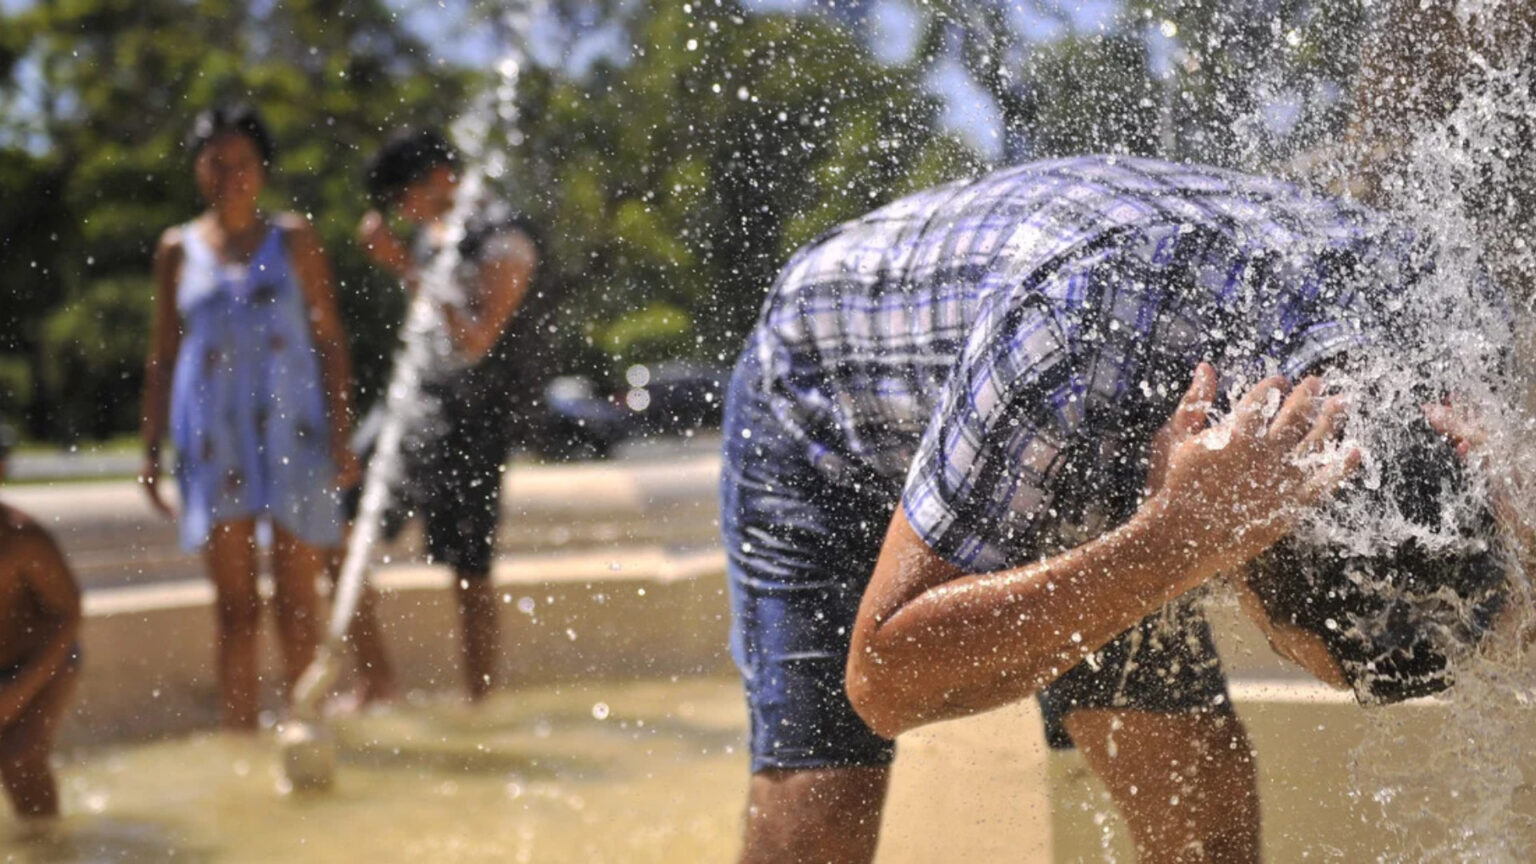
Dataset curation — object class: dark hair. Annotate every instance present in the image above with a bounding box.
[364,128,460,209]
[187,104,275,167]
[1247,414,1505,705]
[0,421,14,462]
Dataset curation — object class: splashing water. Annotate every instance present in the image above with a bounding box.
[1274,1,1536,858]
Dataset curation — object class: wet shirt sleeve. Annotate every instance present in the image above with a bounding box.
[900,288,1096,573]
[899,226,1211,573]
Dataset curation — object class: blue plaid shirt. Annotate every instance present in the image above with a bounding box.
[744,155,1435,571]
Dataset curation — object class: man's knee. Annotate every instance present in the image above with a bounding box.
[454,574,496,607]
[0,734,47,779]
[741,766,890,864]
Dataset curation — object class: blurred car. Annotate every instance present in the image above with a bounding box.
[619,360,728,436]
[535,375,629,460]
[532,360,728,460]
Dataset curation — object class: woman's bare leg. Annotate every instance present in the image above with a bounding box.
[203,518,262,730]
[739,765,890,864]
[270,523,322,697]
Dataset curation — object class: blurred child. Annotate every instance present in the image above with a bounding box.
[0,424,81,819]
[342,129,540,703]
[139,105,359,729]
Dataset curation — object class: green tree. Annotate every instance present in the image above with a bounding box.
[510,0,980,373]
[842,0,1365,167]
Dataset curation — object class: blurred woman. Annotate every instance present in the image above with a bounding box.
[139,104,359,729]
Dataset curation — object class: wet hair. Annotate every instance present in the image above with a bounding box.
[186,104,275,167]
[364,128,461,210]
[1247,414,1505,705]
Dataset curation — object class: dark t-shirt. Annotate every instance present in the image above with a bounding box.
[350,203,553,517]
[413,206,553,460]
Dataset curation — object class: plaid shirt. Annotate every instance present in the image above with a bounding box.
[745,155,1434,571]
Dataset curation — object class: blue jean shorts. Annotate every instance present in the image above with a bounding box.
[721,346,1233,772]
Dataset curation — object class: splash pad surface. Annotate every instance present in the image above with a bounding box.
[8,679,748,863]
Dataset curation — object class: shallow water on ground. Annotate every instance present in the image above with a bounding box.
[2,678,748,863]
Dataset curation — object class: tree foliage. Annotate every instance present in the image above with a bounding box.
[1,0,1375,445]
[876,0,1365,166]
[508,0,980,370]
[3,0,983,445]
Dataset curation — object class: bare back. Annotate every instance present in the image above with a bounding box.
[0,503,71,670]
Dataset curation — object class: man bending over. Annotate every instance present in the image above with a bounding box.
[721,155,1517,863]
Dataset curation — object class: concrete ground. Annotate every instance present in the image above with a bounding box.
[15,436,1536,859]
[4,433,724,590]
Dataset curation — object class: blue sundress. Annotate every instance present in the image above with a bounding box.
[169,220,343,551]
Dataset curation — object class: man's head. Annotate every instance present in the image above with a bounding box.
[364,129,460,222]
[187,104,273,210]
[1246,411,1504,704]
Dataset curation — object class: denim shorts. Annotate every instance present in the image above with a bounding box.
[721,345,1232,772]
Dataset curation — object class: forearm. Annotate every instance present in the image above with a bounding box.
[447,237,534,361]
[316,341,355,447]
[442,306,498,361]
[0,617,79,727]
[851,506,1209,737]
[140,357,172,451]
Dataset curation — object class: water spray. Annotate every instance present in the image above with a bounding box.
[279,2,535,793]
[281,235,463,791]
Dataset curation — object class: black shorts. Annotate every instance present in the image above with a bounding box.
[347,401,514,578]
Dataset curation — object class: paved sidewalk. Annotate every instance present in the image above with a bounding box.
[5,447,724,591]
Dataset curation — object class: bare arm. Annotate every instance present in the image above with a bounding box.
[444,229,538,362]
[847,368,1357,738]
[139,229,184,518]
[356,209,415,283]
[282,214,360,489]
[0,523,81,728]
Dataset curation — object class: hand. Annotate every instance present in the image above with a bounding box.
[356,210,410,275]
[1145,361,1218,498]
[332,445,362,491]
[1147,366,1359,578]
[138,450,175,519]
[1424,401,1534,557]
[1421,401,1487,462]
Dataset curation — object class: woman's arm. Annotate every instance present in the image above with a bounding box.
[847,369,1357,738]
[282,214,360,489]
[139,229,184,518]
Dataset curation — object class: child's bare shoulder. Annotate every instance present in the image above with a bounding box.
[0,503,55,555]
